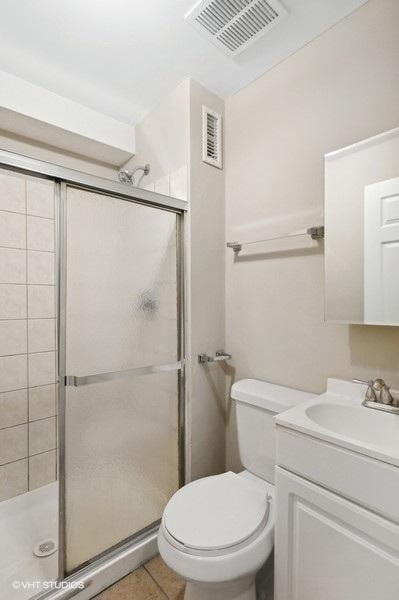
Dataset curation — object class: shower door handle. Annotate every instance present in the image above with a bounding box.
[65,361,183,386]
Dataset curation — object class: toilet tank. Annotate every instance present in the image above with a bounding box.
[231,379,315,484]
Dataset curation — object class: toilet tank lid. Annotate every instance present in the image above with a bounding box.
[231,379,316,413]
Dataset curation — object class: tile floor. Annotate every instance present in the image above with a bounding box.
[94,555,185,600]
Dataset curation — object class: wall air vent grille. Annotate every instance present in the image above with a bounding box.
[202,106,222,169]
[185,0,288,56]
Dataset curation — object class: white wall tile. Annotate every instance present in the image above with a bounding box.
[143,182,155,192]
[28,285,55,318]
[0,174,58,498]
[0,389,27,429]
[0,171,25,214]
[28,319,55,353]
[29,450,56,490]
[26,179,54,218]
[29,417,56,455]
[0,320,27,357]
[169,166,188,201]
[0,459,28,501]
[27,216,54,252]
[0,355,27,393]
[0,248,26,284]
[0,424,28,465]
[27,251,55,285]
[0,211,26,249]
[29,385,56,421]
[0,284,27,319]
[28,352,56,387]
[155,175,170,196]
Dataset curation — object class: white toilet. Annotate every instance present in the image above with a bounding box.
[158,379,314,600]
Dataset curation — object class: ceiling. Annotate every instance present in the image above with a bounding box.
[0,0,367,125]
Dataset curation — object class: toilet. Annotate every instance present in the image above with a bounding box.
[158,379,314,600]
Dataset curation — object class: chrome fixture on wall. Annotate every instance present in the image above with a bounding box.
[198,350,232,364]
[118,163,151,187]
[226,226,325,254]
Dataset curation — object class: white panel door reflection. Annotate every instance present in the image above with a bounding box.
[364,177,399,324]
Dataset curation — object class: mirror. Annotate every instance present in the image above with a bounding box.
[325,128,399,325]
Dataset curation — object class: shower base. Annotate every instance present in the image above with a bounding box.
[0,482,58,600]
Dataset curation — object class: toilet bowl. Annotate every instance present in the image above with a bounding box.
[159,471,274,600]
[158,379,315,600]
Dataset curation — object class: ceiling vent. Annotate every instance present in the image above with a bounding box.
[202,106,222,169]
[185,0,288,57]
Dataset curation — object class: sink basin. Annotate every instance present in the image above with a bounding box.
[305,402,399,447]
[276,378,399,467]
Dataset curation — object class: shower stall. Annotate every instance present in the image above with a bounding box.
[0,150,186,599]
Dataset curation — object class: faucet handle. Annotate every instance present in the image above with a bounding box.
[352,378,377,402]
[353,377,396,406]
[371,378,395,405]
[365,385,378,403]
[380,383,394,405]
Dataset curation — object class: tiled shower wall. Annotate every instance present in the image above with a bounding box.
[142,165,188,201]
[0,168,57,502]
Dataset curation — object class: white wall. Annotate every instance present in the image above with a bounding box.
[0,70,135,165]
[0,130,119,180]
[125,79,190,197]
[130,79,226,480]
[225,0,399,469]
[189,80,226,479]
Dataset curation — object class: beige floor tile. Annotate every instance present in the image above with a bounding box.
[95,567,167,600]
[145,555,185,600]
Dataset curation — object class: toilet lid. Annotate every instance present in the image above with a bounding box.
[163,472,270,551]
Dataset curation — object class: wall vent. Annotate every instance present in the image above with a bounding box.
[202,106,222,169]
[185,0,288,57]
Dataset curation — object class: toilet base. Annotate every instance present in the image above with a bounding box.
[184,575,256,600]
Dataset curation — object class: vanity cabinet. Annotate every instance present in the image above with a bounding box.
[275,467,399,600]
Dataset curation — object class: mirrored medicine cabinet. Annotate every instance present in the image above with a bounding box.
[325,127,399,325]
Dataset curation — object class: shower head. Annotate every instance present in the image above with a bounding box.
[118,163,151,187]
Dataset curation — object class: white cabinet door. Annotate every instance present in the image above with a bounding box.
[275,467,399,600]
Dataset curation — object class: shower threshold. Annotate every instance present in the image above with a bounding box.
[35,525,158,600]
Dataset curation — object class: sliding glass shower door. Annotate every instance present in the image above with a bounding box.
[61,185,183,573]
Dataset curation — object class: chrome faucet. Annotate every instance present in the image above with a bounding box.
[353,378,399,414]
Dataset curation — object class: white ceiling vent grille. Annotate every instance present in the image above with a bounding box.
[185,0,288,56]
[202,106,222,169]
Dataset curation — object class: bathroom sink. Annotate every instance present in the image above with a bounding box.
[276,378,399,467]
[305,402,399,446]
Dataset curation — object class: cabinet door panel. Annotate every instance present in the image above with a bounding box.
[275,467,399,600]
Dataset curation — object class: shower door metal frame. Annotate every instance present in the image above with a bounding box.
[58,180,186,578]
[0,148,188,598]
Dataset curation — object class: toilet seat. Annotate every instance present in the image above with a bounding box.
[162,472,271,556]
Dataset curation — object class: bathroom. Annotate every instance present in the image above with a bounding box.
[0,0,398,598]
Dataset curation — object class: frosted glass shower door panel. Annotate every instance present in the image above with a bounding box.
[65,187,178,375]
[65,373,179,572]
[63,187,181,573]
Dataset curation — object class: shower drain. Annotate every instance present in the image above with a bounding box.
[33,539,57,558]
